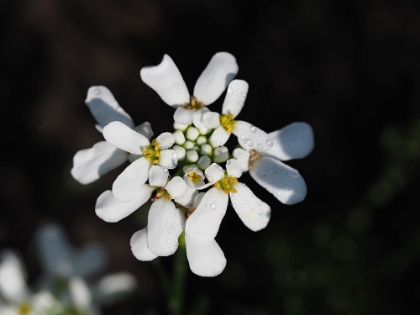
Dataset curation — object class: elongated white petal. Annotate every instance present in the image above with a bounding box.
[222,80,248,117]
[96,272,137,303]
[158,149,178,169]
[186,238,226,277]
[193,192,205,208]
[185,187,228,242]
[86,86,134,129]
[74,243,107,278]
[103,121,150,155]
[69,277,91,309]
[147,198,184,256]
[232,148,250,172]
[112,157,151,202]
[192,107,211,134]
[175,186,198,207]
[263,122,314,161]
[193,52,238,105]
[226,159,242,178]
[156,132,175,149]
[133,122,154,140]
[230,183,271,231]
[204,163,225,183]
[202,112,220,129]
[140,55,190,106]
[35,224,73,277]
[148,165,169,187]
[232,120,272,152]
[173,107,194,125]
[0,251,28,302]
[209,126,230,147]
[130,228,157,261]
[96,186,154,223]
[166,176,188,200]
[250,157,307,205]
[71,141,128,185]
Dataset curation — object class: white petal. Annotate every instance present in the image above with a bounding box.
[183,174,205,190]
[103,121,150,155]
[232,148,250,172]
[0,251,28,302]
[158,149,178,169]
[209,126,230,147]
[148,165,169,187]
[263,122,314,161]
[229,183,271,231]
[232,120,272,152]
[95,272,137,304]
[193,192,205,209]
[128,153,140,163]
[174,186,198,207]
[172,145,186,161]
[226,159,242,178]
[213,146,229,163]
[69,277,91,309]
[156,132,175,149]
[193,52,238,105]
[140,55,190,106]
[96,186,154,223]
[204,163,225,183]
[74,243,107,278]
[35,224,74,277]
[250,157,307,205]
[192,107,211,134]
[173,130,186,145]
[133,122,154,140]
[130,228,157,261]
[86,86,134,129]
[31,291,57,313]
[186,238,226,277]
[112,157,151,202]
[71,141,128,185]
[185,187,228,242]
[147,198,184,256]
[165,176,188,200]
[222,80,248,117]
[173,107,194,125]
[202,112,220,129]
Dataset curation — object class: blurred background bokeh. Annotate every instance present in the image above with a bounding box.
[1,0,420,314]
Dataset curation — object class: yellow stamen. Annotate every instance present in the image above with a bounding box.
[219,114,236,133]
[153,188,171,201]
[187,172,201,183]
[214,176,238,194]
[181,96,204,110]
[143,139,160,163]
[248,150,261,170]
[18,303,31,315]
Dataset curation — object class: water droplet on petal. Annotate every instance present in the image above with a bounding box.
[209,218,213,222]
[163,77,168,81]
[267,140,273,146]
[94,88,100,95]
[210,203,217,210]
[246,140,253,146]
[240,135,245,140]
[257,202,261,206]
[226,160,231,165]
[173,153,178,160]
[187,232,190,236]
[211,260,216,264]
[216,141,221,146]
[250,126,256,133]
[227,88,233,94]
[258,210,263,215]
[164,168,169,173]
[198,222,202,225]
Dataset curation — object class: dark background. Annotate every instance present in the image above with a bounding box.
[1,0,420,314]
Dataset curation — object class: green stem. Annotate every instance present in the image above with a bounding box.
[169,232,187,315]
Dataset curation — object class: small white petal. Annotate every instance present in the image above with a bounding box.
[232,120,272,152]
[185,187,228,242]
[196,135,207,145]
[204,163,225,184]
[172,145,186,161]
[263,122,314,161]
[174,107,194,125]
[96,272,137,304]
[71,141,128,185]
[193,52,238,105]
[186,150,199,163]
[175,186,198,207]
[69,277,91,309]
[133,121,154,140]
[96,186,154,223]
[86,86,134,129]
[173,130,186,145]
[147,198,184,256]
[197,156,211,170]
[156,132,175,149]
[103,121,150,155]
[31,291,57,313]
[209,126,230,147]
[148,165,169,187]
[173,122,189,131]
[186,238,226,277]
[130,228,157,261]
[140,55,190,106]
[232,148,250,172]
[222,80,248,117]
[213,146,229,163]
[186,127,200,141]
[165,176,188,200]
[202,112,221,129]
[200,144,212,156]
[74,243,107,278]
[112,157,151,202]
[230,184,271,231]
[0,251,28,302]
[250,157,307,205]
[226,159,242,178]
[158,149,178,169]
[192,107,211,134]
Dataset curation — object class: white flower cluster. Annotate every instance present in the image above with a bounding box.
[71,52,314,277]
[0,224,136,315]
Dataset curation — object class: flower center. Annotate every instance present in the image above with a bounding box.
[181,96,204,110]
[248,149,261,169]
[214,176,238,194]
[187,172,201,182]
[219,114,236,133]
[142,140,160,164]
[18,303,31,315]
[154,188,172,200]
